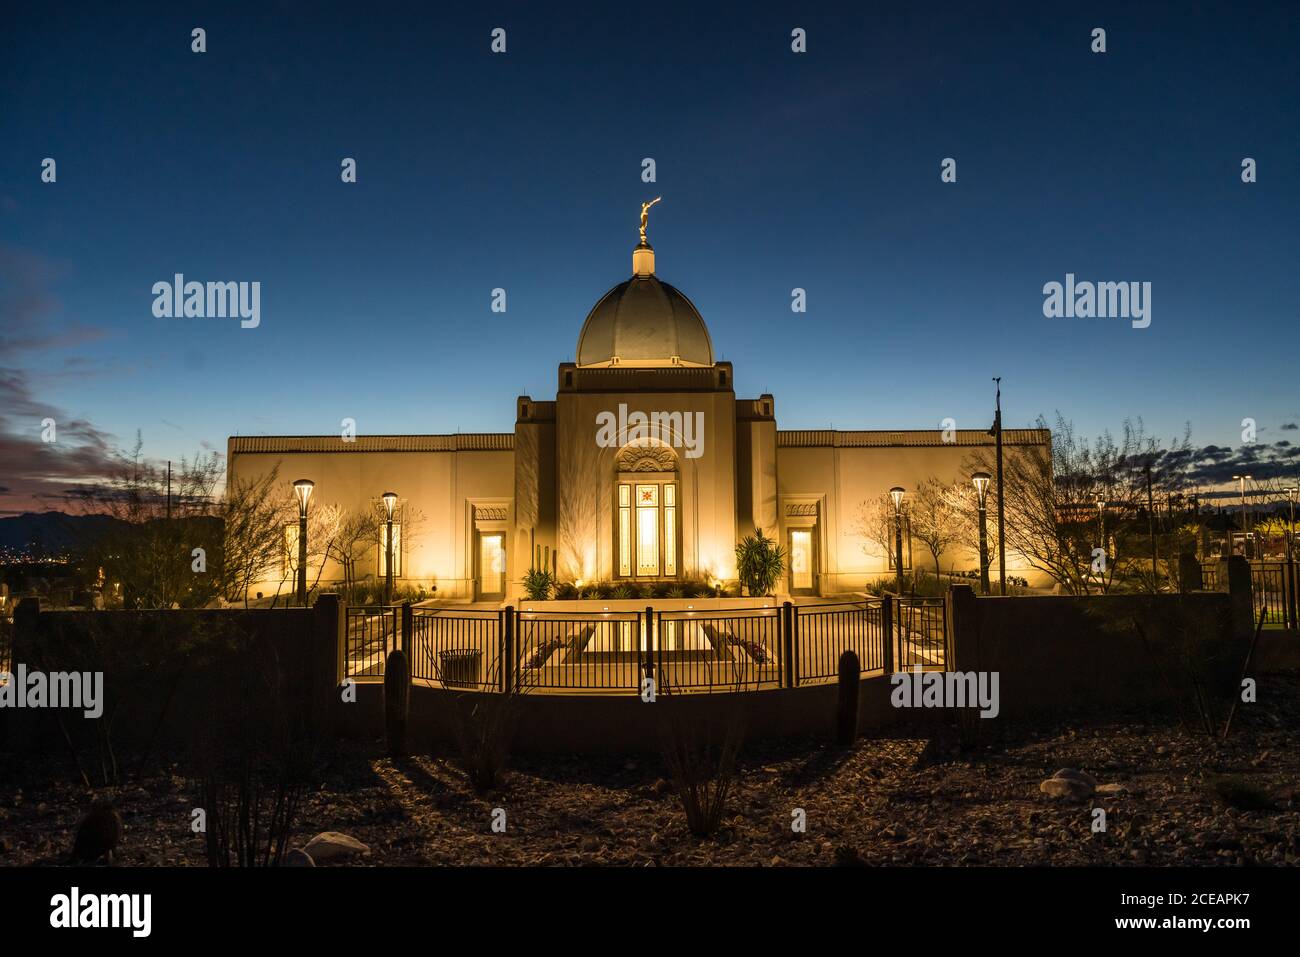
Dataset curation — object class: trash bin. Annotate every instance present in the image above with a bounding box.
[439,648,482,688]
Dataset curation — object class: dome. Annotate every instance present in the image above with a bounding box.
[576,245,713,368]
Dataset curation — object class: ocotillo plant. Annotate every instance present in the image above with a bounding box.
[836,650,860,745]
[384,649,411,756]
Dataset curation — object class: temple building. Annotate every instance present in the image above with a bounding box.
[228,210,1049,601]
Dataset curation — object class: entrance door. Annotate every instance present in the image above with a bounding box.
[477,532,506,600]
[788,528,815,595]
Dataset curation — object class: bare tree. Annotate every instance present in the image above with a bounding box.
[909,477,963,576]
[965,414,1193,594]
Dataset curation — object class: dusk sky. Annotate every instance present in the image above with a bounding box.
[2,1,1298,514]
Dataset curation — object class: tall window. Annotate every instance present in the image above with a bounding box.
[617,481,677,578]
[378,523,402,577]
[282,523,299,578]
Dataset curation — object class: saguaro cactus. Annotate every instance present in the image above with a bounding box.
[384,649,411,756]
[835,649,860,745]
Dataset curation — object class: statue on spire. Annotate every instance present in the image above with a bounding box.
[639,197,661,245]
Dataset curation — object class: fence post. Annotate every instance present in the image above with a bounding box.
[947,585,977,673]
[781,601,794,687]
[1226,555,1253,641]
[502,606,515,693]
[401,601,412,655]
[312,593,342,737]
[880,596,894,675]
[1289,556,1300,631]
[644,606,655,688]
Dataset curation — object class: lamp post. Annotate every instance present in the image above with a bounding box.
[382,491,398,605]
[1286,486,1298,629]
[1096,497,1106,579]
[972,472,991,595]
[1286,486,1298,561]
[890,486,906,595]
[292,479,314,606]
[1232,474,1252,558]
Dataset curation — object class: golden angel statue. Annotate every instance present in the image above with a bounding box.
[639,197,661,244]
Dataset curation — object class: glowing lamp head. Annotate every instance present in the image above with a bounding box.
[382,491,398,520]
[292,479,314,517]
[1287,486,1299,502]
[971,471,991,507]
[889,486,905,514]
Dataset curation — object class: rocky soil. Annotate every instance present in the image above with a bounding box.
[2,675,1297,867]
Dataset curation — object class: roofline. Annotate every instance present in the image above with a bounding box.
[777,428,1051,448]
[228,434,513,453]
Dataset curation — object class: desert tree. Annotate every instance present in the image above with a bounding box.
[73,435,224,609]
[965,414,1193,594]
[908,477,964,576]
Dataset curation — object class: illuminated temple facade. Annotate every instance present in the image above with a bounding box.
[228,228,1048,601]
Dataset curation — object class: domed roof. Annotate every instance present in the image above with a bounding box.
[576,246,713,368]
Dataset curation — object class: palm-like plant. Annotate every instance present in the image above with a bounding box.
[735,532,786,597]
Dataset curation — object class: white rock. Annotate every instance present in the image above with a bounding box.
[303,831,371,862]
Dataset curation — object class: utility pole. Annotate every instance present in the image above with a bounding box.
[992,378,1006,595]
[166,460,172,520]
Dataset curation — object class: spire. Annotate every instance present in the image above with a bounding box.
[634,197,661,276]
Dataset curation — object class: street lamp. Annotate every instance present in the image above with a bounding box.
[292,479,314,606]
[1232,474,1252,558]
[1286,486,1298,560]
[972,472,991,594]
[1096,497,1106,572]
[382,491,398,605]
[890,486,906,595]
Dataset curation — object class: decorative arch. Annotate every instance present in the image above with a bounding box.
[615,439,678,474]
[614,438,680,579]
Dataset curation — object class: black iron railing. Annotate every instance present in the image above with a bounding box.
[343,605,399,678]
[346,596,947,692]
[795,600,886,683]
[1199,559,1299,628]
[515,609,643,692]
[655,606,783,693]
[407,607,501,691]
[895,597,948,669]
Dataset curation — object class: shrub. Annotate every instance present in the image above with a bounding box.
[735,533,785,597]
[449,692,516,793]
[660,701,745,838]
[522,567,555,602]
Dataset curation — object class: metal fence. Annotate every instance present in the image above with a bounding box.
[344,605,399,678]
[516,609,642,692]
[656,607,783,692]
[1199,559,1299,628]
[0,615,11,682]
[896,598,948,669]
[408,607,502,691]
[347,597,946,694]
[796,600,885,682]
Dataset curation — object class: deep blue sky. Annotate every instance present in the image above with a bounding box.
[2,1,1298,512]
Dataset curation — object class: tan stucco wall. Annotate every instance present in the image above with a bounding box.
[553,387,738,583]
[227,442,513,600]
[776,439,1048,593]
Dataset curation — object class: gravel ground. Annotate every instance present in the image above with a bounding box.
[2,674,1297,867]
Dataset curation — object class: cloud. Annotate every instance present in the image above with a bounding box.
[0,245,120,513]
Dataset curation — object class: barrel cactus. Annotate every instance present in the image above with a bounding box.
[384,649,411,756]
